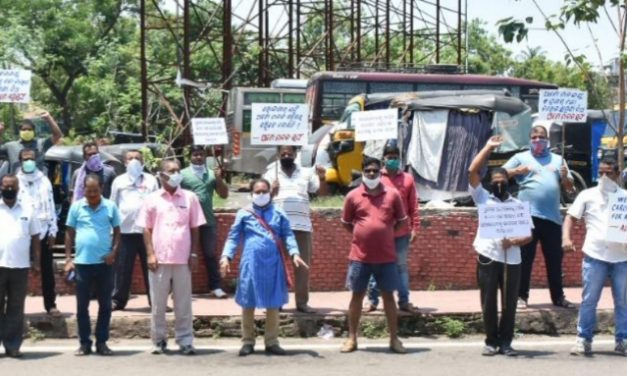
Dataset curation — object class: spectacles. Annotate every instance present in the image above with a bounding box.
[363,168,380,174]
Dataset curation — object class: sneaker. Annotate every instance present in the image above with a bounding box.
[180,344,196,355]
[210,288,228,299]
[151,340,167,355]
[482,345,498,356]
[570,338,592,356]
[499,345,518,357]
[48,307,62,317]
[239,344,254,356]
[517,298,528,309]
[615,340,626,356]
[554,298,575,309]
[75,344,92,356]
[95,343,114,356]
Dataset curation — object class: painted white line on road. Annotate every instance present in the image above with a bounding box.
[19,339,616,353]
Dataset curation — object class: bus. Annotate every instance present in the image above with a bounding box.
[224,86,306,175]
[305,71,558,132]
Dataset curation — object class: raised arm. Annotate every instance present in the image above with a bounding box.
[469,136,503,189]
[42,112,63,145]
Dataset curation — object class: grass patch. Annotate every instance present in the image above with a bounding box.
[435,317,466,338]
[310,195,345,208]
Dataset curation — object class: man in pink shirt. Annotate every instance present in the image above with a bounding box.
[137,159,206,355]
[341,157,407,354]
[366,141,420,313]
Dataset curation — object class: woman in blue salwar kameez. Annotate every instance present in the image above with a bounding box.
[220,178,308,356]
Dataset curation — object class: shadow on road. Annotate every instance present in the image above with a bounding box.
[19,351,63,360]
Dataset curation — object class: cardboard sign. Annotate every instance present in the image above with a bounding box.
[478,202,532,239]
[191,118,228,145]
[0,69,32,103]
[538,89,587,123]
[353,108,398,142]
[606,191,627,243]
[250,103,309,146]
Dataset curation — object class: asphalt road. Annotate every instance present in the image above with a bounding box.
[3,336,624,376]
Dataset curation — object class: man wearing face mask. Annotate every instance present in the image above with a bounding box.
[16,148,60,316]
[181,145,229,299]
[365,141,420,313]
[71,142,117,202]
[469,136,532,357]
[503,125,575,309]
[263,145,327,313]
[0,174,41,358]
[110,150,159,311]
[137,159,205,355]
[341,157,407,354]
[564,158,627,356]
[0,113,63,174]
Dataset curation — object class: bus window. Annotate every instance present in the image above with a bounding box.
[282,93,306,103]
[244,92,281,105]
[323,80,367,94]
[368,82,414,93]
[243,109,252,133]
[322,94,351,120]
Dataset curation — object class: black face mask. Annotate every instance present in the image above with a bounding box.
[491,181,509,201]
[280,157,295,169]
[1,189,18,200]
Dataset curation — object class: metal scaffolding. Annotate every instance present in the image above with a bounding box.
[139,0,465,140]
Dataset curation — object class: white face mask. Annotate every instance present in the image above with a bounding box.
[191,164,206,174]
[163,172,183,188]
[252,192,271,207]
[598,174,618,194]
[362,176,381,189]
[126,159,144,181]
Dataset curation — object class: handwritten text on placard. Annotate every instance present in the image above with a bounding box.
[251,103,309,146]
[478,202,532,239]
[353,108,398,142]
[191,118,228,145]
[0,69,32,103]
[538,89,587,123]
[606,191,627,244]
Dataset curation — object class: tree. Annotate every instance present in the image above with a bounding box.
[497,0,626,173]
[0,1,133,130]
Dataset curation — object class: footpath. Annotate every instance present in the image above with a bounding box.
[23,287,616,340]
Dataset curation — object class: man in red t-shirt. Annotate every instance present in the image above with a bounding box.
[366,141,420,313]
[340,157,407,354]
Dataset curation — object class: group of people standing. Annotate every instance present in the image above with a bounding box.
[1,116,625,359]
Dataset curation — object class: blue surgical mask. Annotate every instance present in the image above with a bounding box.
[22,160,37,174]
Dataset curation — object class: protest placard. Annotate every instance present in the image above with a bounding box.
[353,108,398,142]
[606,191,627,244]
[0,69,32,103]
[478,202,532,239]
[250,103,309,146]
[191,118,228,145]
[538,89,588,123]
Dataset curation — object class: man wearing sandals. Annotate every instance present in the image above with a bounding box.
[503,125,574,309]
[564,158,627,356]
[365,141,420,313]
[340,157,407,354]
[469,136,532,357]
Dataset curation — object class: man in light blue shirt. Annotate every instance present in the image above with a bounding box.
[64,174,121,356]
[503,125,574,309]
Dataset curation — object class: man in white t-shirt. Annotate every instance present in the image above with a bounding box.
[0,174,41,358]
[564,158,627,357]
[264,145,327,313]
[469,136,532,357]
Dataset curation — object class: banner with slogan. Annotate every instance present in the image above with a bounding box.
[191,118,228,145]
[606,191,627,244]
[250,103,309,146]
[538,89,588,123]
[353,108,398,142]
[478,202,532,239]
[0,69,32,103]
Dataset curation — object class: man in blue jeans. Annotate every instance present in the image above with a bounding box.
[563,158,627,356]
[64,174,121,356]
[366,142,420,313]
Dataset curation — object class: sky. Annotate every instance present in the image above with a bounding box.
[463,0,618,68]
